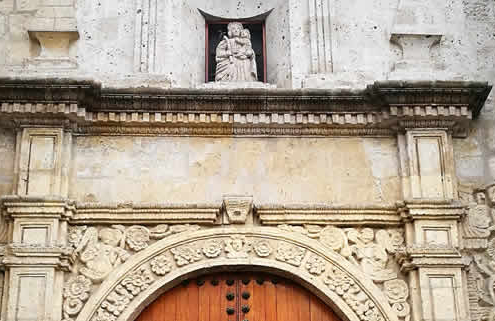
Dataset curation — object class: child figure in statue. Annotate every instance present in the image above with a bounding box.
[215,22,258,82]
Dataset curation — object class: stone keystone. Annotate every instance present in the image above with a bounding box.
[223,195,253,224]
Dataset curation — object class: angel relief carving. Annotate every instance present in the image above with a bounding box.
[464,192,495,239]
[278,225,403,282]
[459,184,495,321]
[73,226,129,283]
[67,224,200,283]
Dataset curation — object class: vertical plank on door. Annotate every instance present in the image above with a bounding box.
[189,280,199,321]
[163,288,177,321]
[199,277,210,321]
[265,278,277,321]
[252,276,265,321]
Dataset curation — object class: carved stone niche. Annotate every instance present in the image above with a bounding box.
[222,195,253,224]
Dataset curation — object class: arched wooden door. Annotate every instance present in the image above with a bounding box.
[136,273,343,321]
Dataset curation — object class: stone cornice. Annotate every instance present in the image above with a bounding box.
[1,196,404,226]
[0,78,491,137]
[256,204,401,225]
[398,199,466,221]
[396,245,465,271]
[1,195,75,220]
[73,202,220,224]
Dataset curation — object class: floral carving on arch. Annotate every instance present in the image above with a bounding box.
[73,227,401,321]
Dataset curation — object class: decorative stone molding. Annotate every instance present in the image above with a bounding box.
[71,227,401,321]
[0,78,491,138]
[73,202,220,224]
[223,195,253,224]
[257,204,401,226]
[398,200,466,221]
[307,0,334,74]
[133,0,158,73]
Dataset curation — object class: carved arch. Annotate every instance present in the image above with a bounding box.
[75,227,399,321]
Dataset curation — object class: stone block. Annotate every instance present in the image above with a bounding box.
[16,0,39,11]
[53,6,75,18]
[54,17,77,31]
[35,6,56,17]
[41,0,73,6]
[29,17,55,30]
[0,0,14,13]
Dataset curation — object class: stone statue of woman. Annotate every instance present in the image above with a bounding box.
[215,22,258,82]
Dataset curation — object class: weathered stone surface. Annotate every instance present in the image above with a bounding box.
[71,136,401,204]
[0,128,15,198]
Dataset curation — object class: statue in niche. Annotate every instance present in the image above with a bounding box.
[215,22,258,82]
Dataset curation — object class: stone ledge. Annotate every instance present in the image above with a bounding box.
[399,200,466,220]
[257,204,401,226]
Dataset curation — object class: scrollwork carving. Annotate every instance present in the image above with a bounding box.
[62,275,92,321]
[384,279,410,321]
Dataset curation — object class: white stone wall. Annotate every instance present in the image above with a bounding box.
[70,136,401,204]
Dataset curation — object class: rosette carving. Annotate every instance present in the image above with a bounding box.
[202,240,223,258]
[171,245,203,266]
[324,267,385,321]
[125,226,150,251]
[305,254,326,275]
[150,254,172,275]
[253,240,272,257]
[275,242,306,266]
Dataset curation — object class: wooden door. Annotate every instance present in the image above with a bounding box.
[136,273,343,321]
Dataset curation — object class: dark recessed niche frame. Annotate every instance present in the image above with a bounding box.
[198,9,273,84]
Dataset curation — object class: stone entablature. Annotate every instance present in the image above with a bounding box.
[0,79,491,137]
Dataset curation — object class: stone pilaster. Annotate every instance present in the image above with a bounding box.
[397,126,469,321]
[0,196,74,321]
[0,122,74,320]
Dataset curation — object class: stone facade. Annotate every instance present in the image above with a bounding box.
[0,1,494,321]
